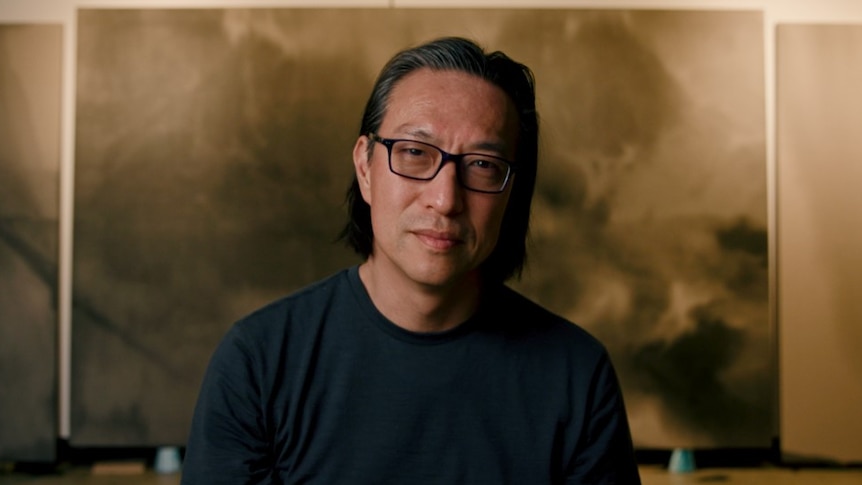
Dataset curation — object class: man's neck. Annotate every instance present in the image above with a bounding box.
[357,260,482,334]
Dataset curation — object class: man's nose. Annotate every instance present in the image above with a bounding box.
[423,161,465,215]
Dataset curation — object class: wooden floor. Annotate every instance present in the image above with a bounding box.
[639,465,862,484]
[1,466,861,484]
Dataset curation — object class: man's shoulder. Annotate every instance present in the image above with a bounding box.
[493,285,608,355]
[232,267,355,333]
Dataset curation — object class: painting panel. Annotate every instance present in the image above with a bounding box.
[73,8,769,448]
[0,23,62,462]
[777,23,862,464]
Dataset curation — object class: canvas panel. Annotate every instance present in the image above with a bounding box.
[73,8,769,448]
[0,23,63,462]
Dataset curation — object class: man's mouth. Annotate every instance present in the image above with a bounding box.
[413,229,463,250]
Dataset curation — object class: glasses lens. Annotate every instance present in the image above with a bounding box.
[460,155,510,192]
[390,140,440,179]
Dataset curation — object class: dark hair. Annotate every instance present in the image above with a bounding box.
[340,36,539,283]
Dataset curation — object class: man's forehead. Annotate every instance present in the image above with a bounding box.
[380,69,520,152]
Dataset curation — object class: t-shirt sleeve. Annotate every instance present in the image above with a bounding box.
[565,352,641,484]
[181,324,273,485]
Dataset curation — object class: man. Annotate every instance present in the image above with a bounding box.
[183,37,640,484]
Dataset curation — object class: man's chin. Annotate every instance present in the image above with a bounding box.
[408,264,481,291]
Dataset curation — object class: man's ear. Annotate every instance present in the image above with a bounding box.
[353,135,372,204]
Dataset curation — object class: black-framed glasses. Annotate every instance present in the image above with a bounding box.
[368,133,515,194]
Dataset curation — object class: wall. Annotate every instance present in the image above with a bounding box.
[1,0,860,463]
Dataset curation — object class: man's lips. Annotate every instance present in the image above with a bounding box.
[413,229,463,250]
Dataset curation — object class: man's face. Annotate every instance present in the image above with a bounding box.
[353,68,519,290]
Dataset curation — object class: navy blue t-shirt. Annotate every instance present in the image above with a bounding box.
[182,266,640,484]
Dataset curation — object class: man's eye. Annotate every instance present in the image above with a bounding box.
[468,158,502,171]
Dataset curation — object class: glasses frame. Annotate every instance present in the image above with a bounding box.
[367,133,515,194]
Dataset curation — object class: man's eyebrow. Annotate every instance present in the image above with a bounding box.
[392,125,439,143]
[401,127,433,140]
[396,126,511,155]
[472,141,510,155]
